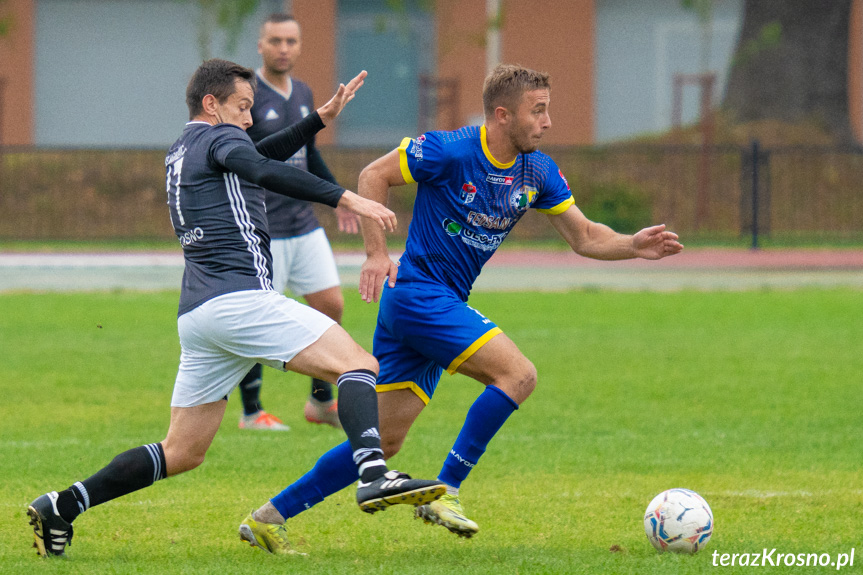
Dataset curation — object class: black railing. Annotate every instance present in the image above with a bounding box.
[1,142,862,245]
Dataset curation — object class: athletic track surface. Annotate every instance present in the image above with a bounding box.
[0,249,861,292]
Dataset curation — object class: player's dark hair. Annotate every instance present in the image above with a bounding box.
[264,13,297,26]
[186,58,256,119]
[260,13,300,38]
[482,64,551,118]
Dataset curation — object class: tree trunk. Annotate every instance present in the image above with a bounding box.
[723,0,854,143]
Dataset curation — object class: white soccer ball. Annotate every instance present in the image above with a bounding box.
[643,488,713,554]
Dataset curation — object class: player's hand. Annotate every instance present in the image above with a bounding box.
[334,205,360,234]
[632,224,683,260]
[318,70,367,125]
[360,253,398,303]
[337,191,396,233]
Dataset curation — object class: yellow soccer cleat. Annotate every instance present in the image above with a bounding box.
[414,493,480,538]
[238,513,294,555]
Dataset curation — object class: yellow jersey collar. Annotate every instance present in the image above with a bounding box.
[481,125,516,170]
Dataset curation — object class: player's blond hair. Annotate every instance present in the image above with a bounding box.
[482,64,551,118]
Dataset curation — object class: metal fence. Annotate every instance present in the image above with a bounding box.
[1,143,862,245]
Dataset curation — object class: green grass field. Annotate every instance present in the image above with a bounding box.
[1,289,861,574]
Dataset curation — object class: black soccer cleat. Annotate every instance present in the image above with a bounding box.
[27,492,74,557]
[357,470,446,514]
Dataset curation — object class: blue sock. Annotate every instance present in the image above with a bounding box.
[270,441,358,519]
[438,385,519,489]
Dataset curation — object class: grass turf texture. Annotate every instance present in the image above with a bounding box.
[0,289,860,574]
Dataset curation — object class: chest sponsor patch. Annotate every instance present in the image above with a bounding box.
[460,182,477,204]
[486,174,514,185]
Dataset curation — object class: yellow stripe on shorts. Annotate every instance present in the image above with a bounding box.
[446,327,503,374]
[376,381,431,405]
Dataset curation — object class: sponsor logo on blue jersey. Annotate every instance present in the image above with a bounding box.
[486,174,514,185]
[409,134,426,161]
[558,168,570,190]
[441,218,508,251]
[460,182,477,204]
[510,186,538,211]
[467,211,513,230]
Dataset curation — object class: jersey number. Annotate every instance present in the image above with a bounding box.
[166,158,185,225]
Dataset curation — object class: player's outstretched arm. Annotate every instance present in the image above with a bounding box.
[547,206,683,261]
[255,112,326,161]
[255,70,366,162]
[631,224,684,260]
[223,145,345,207]
[357,149,407,303]
[317,70,367,125]
[337,191,396,234]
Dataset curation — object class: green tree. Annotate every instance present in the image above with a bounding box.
[0,0,12,37]
[723,0,854,143]
[194,0,259,59]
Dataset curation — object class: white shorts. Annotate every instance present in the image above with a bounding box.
[171,290,336,407]
[271,228,341,297]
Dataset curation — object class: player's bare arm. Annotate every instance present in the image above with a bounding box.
[336,190,396,234]
[317,70,367,125]
[357,149,407,303]
[548,206,683,261]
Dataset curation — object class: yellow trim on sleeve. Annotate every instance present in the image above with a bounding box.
[375,381,430,405]
[536,196,575,215]
[480,125,516,170]
[397,137,416,184]
[446,327,503,375]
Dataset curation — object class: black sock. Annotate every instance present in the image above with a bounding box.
[239,364,264,415]
[55,443,167,523]
[336,369,387,483]
[311,377,334,402]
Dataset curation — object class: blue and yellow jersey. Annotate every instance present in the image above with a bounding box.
[396,125,574,300]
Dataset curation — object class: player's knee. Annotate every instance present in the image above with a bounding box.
[347,350,379,375]
[163,443,207,476]
[178,450,207,474]
[504,360,537,404]
[523,361,538,396]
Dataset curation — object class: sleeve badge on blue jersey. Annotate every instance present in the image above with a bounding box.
[408,135,426,161]
[559,168,570,190]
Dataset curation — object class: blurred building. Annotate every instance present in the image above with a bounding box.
[0,0,861,148]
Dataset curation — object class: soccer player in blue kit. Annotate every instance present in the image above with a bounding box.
[26,59,444,558]
[250,64,683,540]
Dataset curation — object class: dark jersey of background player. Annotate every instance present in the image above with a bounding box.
[247,73,338,237]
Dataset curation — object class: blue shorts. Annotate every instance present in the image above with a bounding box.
[373,281,502,404]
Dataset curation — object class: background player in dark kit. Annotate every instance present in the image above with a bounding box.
[236,13,358,431]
